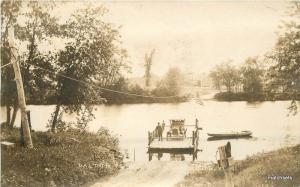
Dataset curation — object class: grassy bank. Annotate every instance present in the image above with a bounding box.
[177,144,300,187]
[214,92,300,101]
[1,126,123,187]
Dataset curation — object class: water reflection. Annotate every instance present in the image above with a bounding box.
[170,154,185,161]
[246,101,264,108]
[207,136,253,141]
[1,101,299,162]
[151,153,186,161]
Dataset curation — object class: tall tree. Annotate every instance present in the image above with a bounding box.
[1,1,60,127]
[268,2,300,114]
[164,67,183,95]
[209,67,222,90]
[18,1,60,104]
[1,1,22,127]
[232,68,242,93]
[241,57,263,95]
[153,67,183,96]
[144,49,155,87]
[50,5,128,132]
[210,61,239,92]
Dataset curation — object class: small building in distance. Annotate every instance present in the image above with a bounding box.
[194,73,213,88]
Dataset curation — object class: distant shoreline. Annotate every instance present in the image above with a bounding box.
[213,92,300,102]
[0,95,190,106]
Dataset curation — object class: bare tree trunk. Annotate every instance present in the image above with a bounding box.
[10,101,18,128]
[144,50,155,87]
[51,104,61,133]
[145,71,150,87]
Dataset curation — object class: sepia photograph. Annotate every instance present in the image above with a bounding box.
[0,1,300,187]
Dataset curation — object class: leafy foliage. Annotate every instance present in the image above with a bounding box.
[101,74,188,104]
[153,67,184,96]
[1,1,22,127]
[1,1,60,128]
[209,60,241,93]
[210,3,300,108]
[241,57,263,95]
[44,5,129,131]
[267,2,300,114]
[1,127,123,187]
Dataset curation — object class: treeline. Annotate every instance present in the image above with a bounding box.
[0,2,188,131]
[209,57,300,101]
[210,58,264,95]
[1,2,127,131]
[21,67,189,105]
[1,3,129,185]
[209,3,300,106]
[102,68,189,104]
[210,57,300,102]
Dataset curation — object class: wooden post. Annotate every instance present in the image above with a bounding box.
[158,153,163,160]
[224,168,234,187]
[7,26,33,148]
[218,146,228,169]
[148,152,152,161]
[21,111,32,131]
[26,110,32,131]
[195,131,198,159]
[19,122,24,145]
[148,131,150,145]
[218,143,234,187]
[192,131,195,145]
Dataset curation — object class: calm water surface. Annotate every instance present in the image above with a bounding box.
[1,101,299,163]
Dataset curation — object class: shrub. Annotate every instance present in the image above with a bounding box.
[1,127,123,187]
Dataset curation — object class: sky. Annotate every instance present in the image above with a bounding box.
[52,1,289,77]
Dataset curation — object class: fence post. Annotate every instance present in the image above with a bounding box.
[26,110,32,131]
[217,142,234,187]
[8,24,33,148]
[192,131,195,145]
[148,131,151,145]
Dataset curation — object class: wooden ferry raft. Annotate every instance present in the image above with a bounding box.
[147,119,202,161]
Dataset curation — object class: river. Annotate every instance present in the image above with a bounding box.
[1,100,299,163]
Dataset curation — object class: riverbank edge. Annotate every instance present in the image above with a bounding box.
[0,95,190,106]
[0,127,124,187]
[176,144,300,187]
[214,92,300,102]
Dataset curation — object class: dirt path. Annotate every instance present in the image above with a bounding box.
[90,161,191,187]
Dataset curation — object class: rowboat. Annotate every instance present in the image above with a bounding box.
[207,130,252,138]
